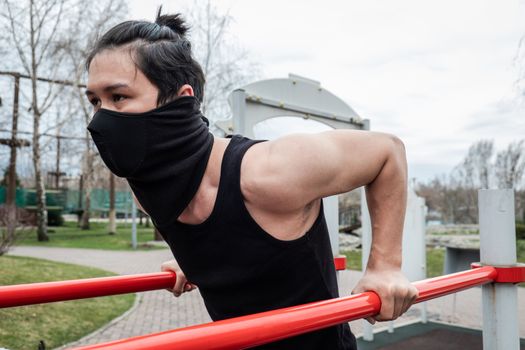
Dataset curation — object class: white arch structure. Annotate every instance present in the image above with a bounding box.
[216,73,369,257]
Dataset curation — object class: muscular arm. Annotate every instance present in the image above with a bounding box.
[245,130,418,321]
[247,130,406,251]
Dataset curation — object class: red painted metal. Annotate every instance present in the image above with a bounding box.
[0,271,176,308]
[70,266,497,350]
[471,262,525,283]
[0,258,346,308]
[334,256,347,271]
[413,265,497,302]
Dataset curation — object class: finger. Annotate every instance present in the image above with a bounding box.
[399,294,411,316]
[160,262,174,272]
[377,294,394,321]
[176,283,195,297]
[173,274,186,296]
[392,291,404,319]
[401,287,419,315]
[365,317,376,325]
[400,288,416,315]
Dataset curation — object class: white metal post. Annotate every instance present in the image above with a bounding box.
[360,186,374,341]
[479,189,519,350]
[231,89,247,136]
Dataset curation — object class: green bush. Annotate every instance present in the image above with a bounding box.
[516,222,525,240]
[47,210,64,226]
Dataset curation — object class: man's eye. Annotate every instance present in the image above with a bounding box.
[89,98,100,107]
[113,94,126,103]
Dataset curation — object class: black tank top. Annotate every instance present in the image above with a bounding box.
[157,135,357,349]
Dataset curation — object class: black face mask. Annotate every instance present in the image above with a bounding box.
[87,95,214,227]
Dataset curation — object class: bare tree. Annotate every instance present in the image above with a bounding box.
[460,139,494,189]
[0,206,32,255]
[2,0,73,241]
[418,138,525,224]
[57,0,128,230]
[441,140,494,223]
[184,0,261,123]
[495,139,525,189]
[515,34,525,105]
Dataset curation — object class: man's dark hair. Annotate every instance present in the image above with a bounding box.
[85,8,205,106]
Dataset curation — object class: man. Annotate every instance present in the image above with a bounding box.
[86,10,418,349]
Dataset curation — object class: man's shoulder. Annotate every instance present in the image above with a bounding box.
[240,139,310,213]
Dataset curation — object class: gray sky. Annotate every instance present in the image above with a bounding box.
[130,0,525,183]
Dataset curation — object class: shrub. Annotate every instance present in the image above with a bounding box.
[48,210,64,226]
[516,222,525,240]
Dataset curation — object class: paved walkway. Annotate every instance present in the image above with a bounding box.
[7,246,525,348]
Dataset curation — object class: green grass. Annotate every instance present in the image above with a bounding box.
[15,221,167,250]
[426,248,445,278]
[518,239,525,262]
[0,255,135,350]
[342,250,362,271]
[342,240,524,281]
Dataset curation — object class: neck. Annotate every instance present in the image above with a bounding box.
[177,137,230,223]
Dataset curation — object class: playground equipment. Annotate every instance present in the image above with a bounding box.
[0,189,523,349]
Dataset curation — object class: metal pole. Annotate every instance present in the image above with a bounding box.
[231,89,246,135]
[359,119,375,341]
[0,272,177,308]
[108,172,116,234]
[479,189,519,350]
[0,258,351,308]
[360,185,374,341]
[131,196,137,249]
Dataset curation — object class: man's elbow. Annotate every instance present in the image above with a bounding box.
[386,133,406,155]
[385,134,408,176]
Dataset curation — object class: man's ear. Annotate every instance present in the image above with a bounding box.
[177,84,194,97]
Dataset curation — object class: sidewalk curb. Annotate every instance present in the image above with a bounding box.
[54,292,143,350]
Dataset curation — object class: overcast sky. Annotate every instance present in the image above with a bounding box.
[129,0,525,183]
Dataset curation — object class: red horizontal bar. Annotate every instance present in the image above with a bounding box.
[334,256,347,271]
[0,271,176,308]
[471,262,525,283]
[70,266,497,350]
[0,258,346,308]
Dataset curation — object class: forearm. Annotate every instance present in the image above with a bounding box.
[365,139,407,271]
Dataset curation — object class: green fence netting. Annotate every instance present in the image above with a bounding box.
[0,186,133,214]
[0,186,27,207]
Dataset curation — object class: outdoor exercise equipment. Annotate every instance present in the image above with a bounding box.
[0,189,522,349]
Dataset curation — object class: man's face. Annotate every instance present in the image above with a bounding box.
[86,48,159,113]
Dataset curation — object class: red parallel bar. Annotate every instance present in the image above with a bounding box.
[71,266,497,350]
[0,271,176,308]
[334,256,347,271]
[471,262,525,283]
[0,259,345,308]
